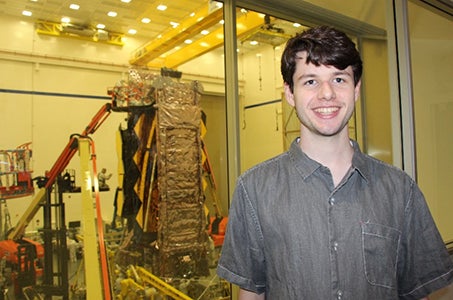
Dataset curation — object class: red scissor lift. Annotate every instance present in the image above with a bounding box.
[0,143,34,200]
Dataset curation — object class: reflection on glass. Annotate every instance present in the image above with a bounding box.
[408,1,453,242]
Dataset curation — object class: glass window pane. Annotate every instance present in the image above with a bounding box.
[408,1,453,242]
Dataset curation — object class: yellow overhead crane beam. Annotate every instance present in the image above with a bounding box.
[129,5,224,66]
[146,11,265,69]
[35,20,124,46]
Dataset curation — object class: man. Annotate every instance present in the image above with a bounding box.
[217,26,453,299]
[98,167,112,189]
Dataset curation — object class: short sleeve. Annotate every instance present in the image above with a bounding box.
[397,182,453,299]
[216,177,266,294]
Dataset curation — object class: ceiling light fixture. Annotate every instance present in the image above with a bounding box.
[107,11,117,17]
[250,40,258,46]
[96,24,106,29]
[293,23,301,28]
[184,39,192,44]
[69,4,80,10]
[201,30,209,35]
[22,10,32,17]
[121,0,131,3]
[157,4,167,11]
[141,18,151,23]
[128,29,137,35]
[169,21,179,28]
[61,17,70,23]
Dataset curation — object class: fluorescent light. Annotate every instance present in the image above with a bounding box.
[250,40,258,46]
[121,0,131,3]
[107,11,117,17]
[201,30,209,35]
[157,4,167,11]
[170,21,179,28]
[184,39,192,44]
[96,24,106,29]
[22,10,32,17]
[141,18,151,24]
[61,17,70,23]
[293,23,302,28]
[69,4,80,10]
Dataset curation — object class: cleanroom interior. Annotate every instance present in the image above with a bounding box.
[0,0,452,299]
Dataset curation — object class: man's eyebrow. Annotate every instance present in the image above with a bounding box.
[332,70,353,77]
[295,70,353,81]
[298,73,316,79]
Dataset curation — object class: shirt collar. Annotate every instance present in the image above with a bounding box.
[350,140,370,183]
[288,138,322,180]
[288,138,370,183]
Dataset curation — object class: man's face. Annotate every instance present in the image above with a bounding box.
[284,51,361,138]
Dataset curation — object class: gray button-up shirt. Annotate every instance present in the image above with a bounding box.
[217,139,453,299]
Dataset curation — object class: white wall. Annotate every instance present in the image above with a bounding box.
[238,43,286,171]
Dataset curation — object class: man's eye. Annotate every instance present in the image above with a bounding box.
[304,79,315,85]
[334,78,345,83]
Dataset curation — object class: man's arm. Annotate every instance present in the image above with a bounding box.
[239,288,265,300]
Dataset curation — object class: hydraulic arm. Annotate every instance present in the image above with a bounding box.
[7,103,112,240]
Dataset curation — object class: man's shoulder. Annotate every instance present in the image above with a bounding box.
[239,152,291,182]
[358,151,415,184]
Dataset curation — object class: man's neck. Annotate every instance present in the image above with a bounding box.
[299,131,354,186]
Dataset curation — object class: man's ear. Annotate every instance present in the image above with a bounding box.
[284,83,295,107]
[354,80,362,102]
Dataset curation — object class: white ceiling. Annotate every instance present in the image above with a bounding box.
[0,0,210,40]
[9,0,450,67]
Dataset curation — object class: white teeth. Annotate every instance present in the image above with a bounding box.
[314,107,338,114]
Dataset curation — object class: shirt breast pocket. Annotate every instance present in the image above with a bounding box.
[361,222,400,289]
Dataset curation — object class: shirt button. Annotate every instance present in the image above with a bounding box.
[329,197,335,205]
[337,290,343,300]
[333,241,339,251]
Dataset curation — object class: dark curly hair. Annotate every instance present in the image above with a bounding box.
[281,26,362,92]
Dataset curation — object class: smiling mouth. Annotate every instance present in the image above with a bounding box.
[314,107,339,114]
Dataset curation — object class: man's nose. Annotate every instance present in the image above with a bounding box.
[318,82,335,100]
